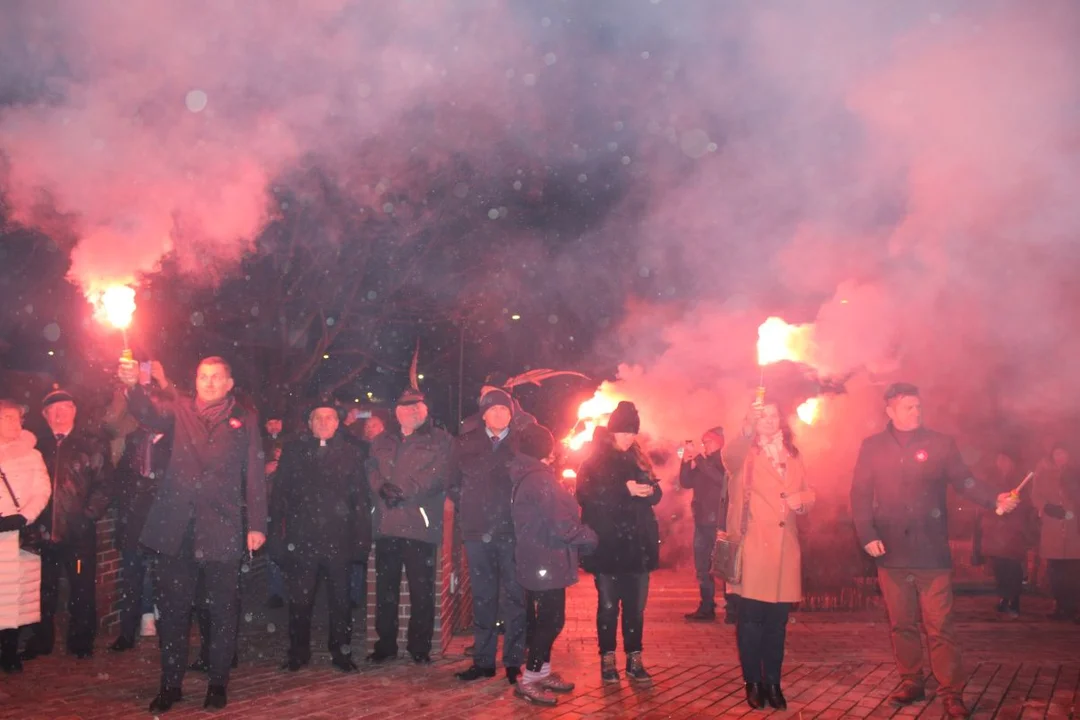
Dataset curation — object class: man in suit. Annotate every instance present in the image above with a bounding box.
[119,356,266,712]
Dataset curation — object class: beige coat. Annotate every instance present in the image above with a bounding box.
[1032,466,1080,560]
[726,446,814,604]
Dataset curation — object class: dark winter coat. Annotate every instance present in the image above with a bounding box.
[850,425,998,569]
[679,451,728,528]
[367,421,452,545]
[973,468,1038,562]
[32,428,112,549]
[113,428,173,552]
[576,443,662,575]
[269,434,371,565]
[510,454,597,591]
[447,427,518,543]
[126,386,267,564]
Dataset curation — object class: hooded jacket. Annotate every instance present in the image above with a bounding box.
[0,430,51,525]
[367,421,452,545]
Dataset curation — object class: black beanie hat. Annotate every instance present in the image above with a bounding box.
[518,423,555,461]
[479,388,514,415]
[606,401,640,434]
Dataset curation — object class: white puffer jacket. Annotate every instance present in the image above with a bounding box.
[0,430,51,523]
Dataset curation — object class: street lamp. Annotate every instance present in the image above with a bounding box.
[510,314,521,321]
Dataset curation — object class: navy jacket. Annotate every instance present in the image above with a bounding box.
[126,386,267,564]
[850,425,997,569]
[447,427,518,543]
[511,455,597,591]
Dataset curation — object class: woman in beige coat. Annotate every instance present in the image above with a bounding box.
[726,401,814,711]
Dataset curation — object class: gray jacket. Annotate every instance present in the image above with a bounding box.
[368,422,452,545]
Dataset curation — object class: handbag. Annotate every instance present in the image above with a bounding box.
[712,451,754,584]
[0,463,44,554]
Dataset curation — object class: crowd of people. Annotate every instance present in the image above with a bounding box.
[0,357,1078,717]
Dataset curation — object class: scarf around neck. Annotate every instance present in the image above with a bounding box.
[195,396,235,430]
[759,432,787,476]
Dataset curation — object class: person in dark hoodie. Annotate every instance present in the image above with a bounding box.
[449,388,527,685]
[270,398,370,673]
[576,401,662,685]
[510,424,598,706]
[366,387,452,664]
[679,426,729,623]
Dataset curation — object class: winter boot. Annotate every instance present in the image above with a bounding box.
[283,603,312,671]
[515,680,558,706]
[626,650,652,683]
[600,651,619,683]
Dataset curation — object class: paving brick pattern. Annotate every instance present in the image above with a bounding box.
[1,569,1077,719]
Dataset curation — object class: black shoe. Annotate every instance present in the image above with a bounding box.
[724,613,738,625]
[281,655,309,672]
[267,595,285,609]
[204,684,227,710]
[745,682,766,710]
[189,656,210,673]
[366,650,395,664]
[684,607,716,622]
[890,682,926,706]
[148,687,183,713]
[464,644,475,657]
[73,648,94,659]
[332,655,358,673]
[506,666,521,685]
[411,652,432,664]
[109,636,136,652]
[456,664,496,681]
[765,684,787,710]
[995,598,1009,613]
[0,655,23,674]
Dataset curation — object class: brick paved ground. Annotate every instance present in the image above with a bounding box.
[1,569,1078,719]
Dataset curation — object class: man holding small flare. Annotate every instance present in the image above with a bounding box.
[850,382,1021,719]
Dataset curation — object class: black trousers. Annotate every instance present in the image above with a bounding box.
[736,598,791,684]
[989,557,1023,611]
[30,540,97,654]
[373,537,436,657]
[286,553,353,661]
[464,538,526,669]
[525,588,565,672]
[0,628,20,664]
[156,536,241,689]
[1047,559,1080,617]
[594,572,649,655]
[693,524,718,611]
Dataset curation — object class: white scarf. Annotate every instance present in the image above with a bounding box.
[759,432,787,476]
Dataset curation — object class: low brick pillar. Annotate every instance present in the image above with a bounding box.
[95,512,121,631]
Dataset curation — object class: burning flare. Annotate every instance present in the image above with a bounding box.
[796,397,821,425]
[94,285,136,330]
[757,316,815,367]
[564,388,622,452]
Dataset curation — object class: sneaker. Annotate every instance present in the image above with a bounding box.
[140,613,157,637]
[515,680,558,706]
[625,651,652,683]
[539,672,575,693]
[600,652,619,683]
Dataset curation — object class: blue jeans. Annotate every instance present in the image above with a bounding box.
[693,524,718,611]
[464,538,526,668]
[118,549,155,642]
[267,559,285,599]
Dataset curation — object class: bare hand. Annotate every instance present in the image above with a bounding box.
[247,531,266,552]
[626,480,654,498]
[264,461,279,476]
[864,540,886,558]
[118,358,139,387]
[996,492,1020,515]
[150,361,169,388]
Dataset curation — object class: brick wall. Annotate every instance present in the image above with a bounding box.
[95,512,121,630]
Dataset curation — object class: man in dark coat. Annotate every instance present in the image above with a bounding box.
[119,356,267,713]
[850,383,1018,718]
[366,388,452,664]
[449,389,527,685]
[109,394,173,651]
[679,426,729,622]
[23,386,112,661]
[270,398,370,673]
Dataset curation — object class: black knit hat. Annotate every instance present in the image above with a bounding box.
[479,388,514,415]
[606,401,640,434]
[518,424,555,461]
[42,384,75,409]
[397,387,426,407]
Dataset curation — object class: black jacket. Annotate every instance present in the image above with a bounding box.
[576,443,662,575]
[113,428,173,552]
[511,454,597,591]
[679,451,728,528]
[367,421,452,545]
[269,434,370,565]
[126,386,267,564]
[850,425,997,569]
[32,428,112,548]
[447,428,518,543]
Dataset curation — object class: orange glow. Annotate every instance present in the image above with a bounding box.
[94,285,136,330]
[756,316,814,366]
[796,397,821,425]
[564,387,621,451]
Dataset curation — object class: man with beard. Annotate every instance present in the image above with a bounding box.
[119,356,266,712]
[366,388,452,664]
[449,389,527,685]
[271,398,369,672]
[679,426,730,623]
[851,383,1019,719]
[22,386,112,661]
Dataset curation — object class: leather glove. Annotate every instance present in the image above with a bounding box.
[0,515,28,532]
[379,483,406,509]
[1044,503,1067,520]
